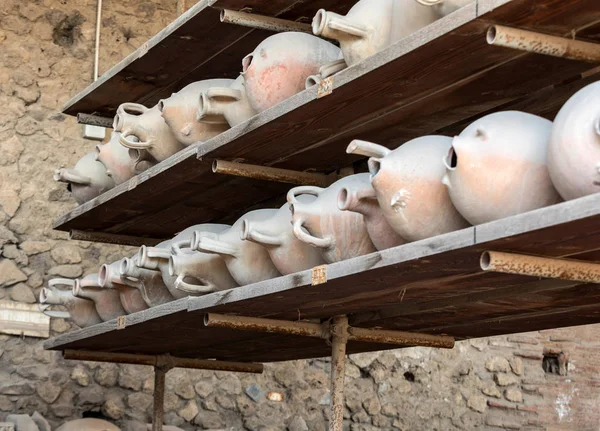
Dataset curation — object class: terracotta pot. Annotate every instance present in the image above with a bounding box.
[99,259,149,314]
[39,279,102,328]
[138,224,230,298]
[192,210,281,286]
[443,111,561,224]
[159,79,233,146]
[240,200,326,275]
[72,273,126,321]
[56,419,120,431]
[337,179,406,250]
[197,76,257,127]
[119,256,175,307]
[241,32,342,113]
[288,174,376,263]
[413,0,473,17]
[548,82,600,200]
[95,131,141,185]
[115,102,184,162]
[312,0,437,67]
[54,152,115,204]
[348,137,469,241]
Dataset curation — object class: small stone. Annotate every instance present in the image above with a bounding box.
[51,318,70,333]
[194,380,213,398]
[509,357,523,376]
[104,395,125,419]
[467,394,487,413]
[37,381,62,403]
[15,116,40,136]
[193,411,225,428]
[95,364,118,387]
[127,392,153,412]
[481,383,501,398]
[48,264,83,278]
[363,397,381,415]
[0,259,27,286]
[485,357,510,373]
[0,190,21,217]
[78,387,104,407]
[245,383,264,402]
[178,400,198,422]
[16,365,48,380]
[50,245,81,264]
[494,373,518,386]
[504,388,523,403]
[118,365,146,391]
[19,3,44,21]
[6,414,40,431]
[51,403,74,418]
[70,365,89,386]
[319,392,331,406]
[288,416,309,431]
[20,241,51,255]
[0,381,35,395]
[0,135,24,167]
[0,395,13,410]
[349,352,379,369]
[9,283,35,303]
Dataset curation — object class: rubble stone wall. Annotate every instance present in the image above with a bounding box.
[1,0,600,430]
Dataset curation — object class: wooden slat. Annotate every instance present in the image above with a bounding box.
[54,0,600,241]
[45,195,600,362]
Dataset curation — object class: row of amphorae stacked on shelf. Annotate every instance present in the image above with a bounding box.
[42,77,600,328]
[54,0,472,203]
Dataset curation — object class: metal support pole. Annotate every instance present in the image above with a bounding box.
[347,327,454,349]
[152,362,168,431]
[487,25,600,63]
[480,251,600,284]
[220,9,312,34]
[329,316,348,431]
[212,159,334,187]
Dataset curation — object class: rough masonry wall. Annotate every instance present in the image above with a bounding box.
[0,0,599,430]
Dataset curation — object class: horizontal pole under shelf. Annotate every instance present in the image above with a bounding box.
[77,113,114,128]
[63,349,264,373]
[220,9,312,34]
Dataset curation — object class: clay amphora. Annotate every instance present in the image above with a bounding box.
[138,224,231,298]
[413,0,473,17]
[547,82,600,201]
[197,76,257,127]
[288,174,377,263]
[348,137,469,241]
[119,256,174,307]
[305,59,348,88]
[39,279,102,328]
[312,0,438,67]
[240,200,326,275]
[99,259,149,314]
[54,152,115,204]
[72,273,126,321]
[242,32,342,113]
[159,79,233,146]
[56,419,120,431]
[442,111,561,225]
[115,102,184,162]
[192,210,281,286]
[95,131,147,185]
[337,179,406,250]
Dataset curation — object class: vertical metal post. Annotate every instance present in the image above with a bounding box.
[329,315,349,431]
[152,355,173,431]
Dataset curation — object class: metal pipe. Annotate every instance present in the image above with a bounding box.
[347,327,455,349]
[69,230,164,247]
[487,25,600,63]
[204,313,328,339]
[329,316,348,431]
[94,0,102,81]
[152,365,166,431]
[212,159,333,187]
[220,9,312,34]
[63,350,264,373]
[77,113,113,128]
[481,251,600,284]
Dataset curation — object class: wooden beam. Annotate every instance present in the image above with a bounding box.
[69,230,165,247]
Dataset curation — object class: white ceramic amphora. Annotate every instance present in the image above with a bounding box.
[72,273,126,321]
[54,152,115,204]
[39,278,102,328]
[197,76,258,127]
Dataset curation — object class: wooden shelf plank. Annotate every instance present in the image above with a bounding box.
[54,0,600,241]
[62,0,356,117]
[45,194,600,362]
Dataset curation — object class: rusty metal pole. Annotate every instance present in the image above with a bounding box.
[152,356,172,431]
[480,251,600,283]
[487,25,600,63]
[220,9,313,34]
[329,315,348,431]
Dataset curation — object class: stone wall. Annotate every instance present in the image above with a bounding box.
[1,0,600,430]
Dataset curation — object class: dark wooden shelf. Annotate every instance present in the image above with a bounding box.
[46,194,600,362]
[62,0,356,117]
[54,0,600,241]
